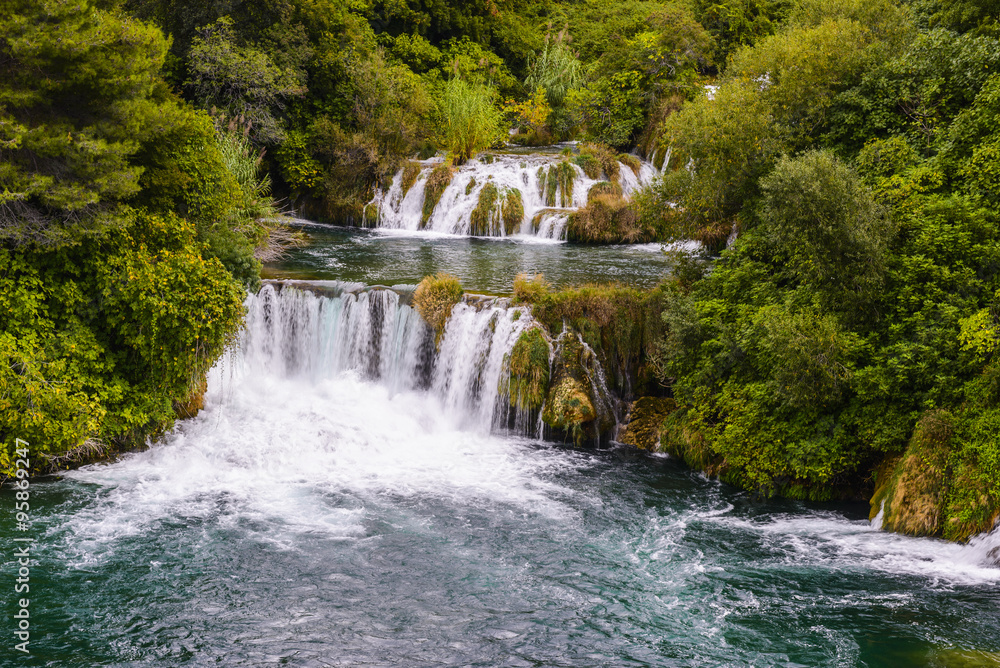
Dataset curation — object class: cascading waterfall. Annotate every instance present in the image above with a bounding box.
[240,282,558,436]
[242,282,433,392]
[432,300,533,431]
[368,150,658,241]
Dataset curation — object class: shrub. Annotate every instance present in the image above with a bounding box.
[513,273,550,303]
[421,161,455,227]
[413,273,463,344]
[568,194,655,243]
[0,210,245,477]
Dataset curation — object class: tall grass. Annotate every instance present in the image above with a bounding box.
[215,117,304,261]
[525,34,583,108]
[439,78,504,164]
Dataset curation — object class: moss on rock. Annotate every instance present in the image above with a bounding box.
[577,143,620,183]
[470,184,523,236]
[618,153,642,177]
[587,181,623,203]
[541,161,577,207]
[573,152,602,180]
[542,332,597,444]
[413,273,463,345]
[173,375,208,420]
[421,161,454,228]
[501,188,524,234]
[470,182,499,236]
[619,397,677,450]
[507,327,550,412]
[871,410,953,537]
[401,161,422,197]
[568,194,652,244]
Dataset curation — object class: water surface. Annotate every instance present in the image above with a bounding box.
[3,285,1000,667]
[263,224,680,294]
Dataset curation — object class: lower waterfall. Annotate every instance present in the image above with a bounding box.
[241,282,544,434]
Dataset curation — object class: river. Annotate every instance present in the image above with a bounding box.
[4,153,1000,666]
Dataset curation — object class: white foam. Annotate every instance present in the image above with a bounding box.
[714,512,1000,585]
[57,286,590,564]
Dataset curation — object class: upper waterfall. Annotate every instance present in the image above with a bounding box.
[365,148,660,241]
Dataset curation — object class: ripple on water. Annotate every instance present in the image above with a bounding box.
[12,342,1000,666]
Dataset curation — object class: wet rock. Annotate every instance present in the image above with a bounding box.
[619,397,677,450]
[542,331,596,443]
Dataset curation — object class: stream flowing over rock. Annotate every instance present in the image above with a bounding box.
[365,148,659,240]
[245,280,620,441]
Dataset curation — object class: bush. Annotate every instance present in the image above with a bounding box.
[760,150,891,314]
[513,273,550,303]
[567,194,657,244]
[413,273,463,344]
[0,210,245,477]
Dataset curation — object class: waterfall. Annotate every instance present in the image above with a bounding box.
[238,281,623,441]
[432,300,532,431]
[368,150,659,241]
[240,282,542,435]
[242,282,434,392]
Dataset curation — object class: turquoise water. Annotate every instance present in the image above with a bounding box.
[4,232,1000,667]
[4,413,1000,667]
[263,224,680,294]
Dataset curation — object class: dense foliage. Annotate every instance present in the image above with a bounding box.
[641,0,1000,537]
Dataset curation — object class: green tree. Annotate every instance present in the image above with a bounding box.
[692,0,791,69]
[0,0,169,246]
[186,17,306,145]
[760,150,892,312]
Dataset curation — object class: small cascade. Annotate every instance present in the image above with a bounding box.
[369,149,659,241]
[871,500,886,531]
[242,282,433,392]
[646,146,671,173]
[579,337,625,439]
[432,300,533,430]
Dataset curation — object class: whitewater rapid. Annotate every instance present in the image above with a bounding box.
[19,280,999,665]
